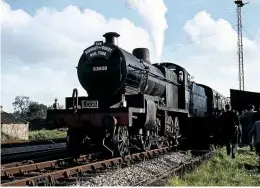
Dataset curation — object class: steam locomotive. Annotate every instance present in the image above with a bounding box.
[47,32,228,157]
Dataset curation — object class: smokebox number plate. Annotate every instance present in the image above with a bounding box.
[82,100,98,108]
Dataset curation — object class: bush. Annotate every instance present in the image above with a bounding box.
[29,129,67,140]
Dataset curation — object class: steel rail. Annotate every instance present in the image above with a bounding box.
[135,150,215,186]
[1,147,67,165]
[1,147,169,186]
[1,161,35,170]
[2,146,66,157]
[1,138,66,148]
[1,154,96,177]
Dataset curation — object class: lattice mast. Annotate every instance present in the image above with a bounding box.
[234,0,247,91]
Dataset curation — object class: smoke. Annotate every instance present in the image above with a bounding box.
[125,0,168,60]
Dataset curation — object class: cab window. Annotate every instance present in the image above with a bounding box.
[187,74,191,85]
[179,71,184,82]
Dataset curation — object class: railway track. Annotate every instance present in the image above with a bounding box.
[1,147,214,186]
[135,150,214,186]
[1,143,67,164]
[1,138,66,148]
[1,148,169,186]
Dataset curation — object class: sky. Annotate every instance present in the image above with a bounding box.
[1,0,260,112]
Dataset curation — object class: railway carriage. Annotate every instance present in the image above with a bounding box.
[230,89,260,113]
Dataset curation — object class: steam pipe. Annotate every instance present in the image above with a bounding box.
[72,88,78,112]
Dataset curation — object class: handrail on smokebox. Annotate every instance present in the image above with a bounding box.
[72,88,78,112]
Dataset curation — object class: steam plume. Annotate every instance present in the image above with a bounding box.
[125,0,168,60]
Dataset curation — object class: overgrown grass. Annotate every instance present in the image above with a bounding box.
[168,147,260,186]
[29,129,67,140]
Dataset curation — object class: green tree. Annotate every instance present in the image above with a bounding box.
[26,102,48,120]
[12,96,48,120]
[12,96,30,119]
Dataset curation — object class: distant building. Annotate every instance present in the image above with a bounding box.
[1,106,29,140]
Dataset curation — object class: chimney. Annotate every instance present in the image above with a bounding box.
[103,32,120,45]
[132,48,151,63]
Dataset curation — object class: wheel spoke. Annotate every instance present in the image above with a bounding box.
[119,142,123,149]
[113,126,129,156]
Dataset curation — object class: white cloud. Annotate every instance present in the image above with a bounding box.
[125,0,168,60]
[1,0,259,113]
[1,0,153,112]
[181,11,260,96]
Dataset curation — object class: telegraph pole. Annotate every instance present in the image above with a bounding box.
[234,0,248,91]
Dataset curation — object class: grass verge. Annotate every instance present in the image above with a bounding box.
[29,129,67,140]
[168,147,260,186]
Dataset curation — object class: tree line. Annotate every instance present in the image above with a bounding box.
[12,96,63,121]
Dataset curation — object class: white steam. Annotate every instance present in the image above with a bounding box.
[125,0,168,60]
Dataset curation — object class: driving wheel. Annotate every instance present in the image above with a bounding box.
[113,126,130,156]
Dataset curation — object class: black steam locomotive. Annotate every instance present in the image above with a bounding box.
[47,32,228,157]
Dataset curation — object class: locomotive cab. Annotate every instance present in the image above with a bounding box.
[160,63,191,111]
